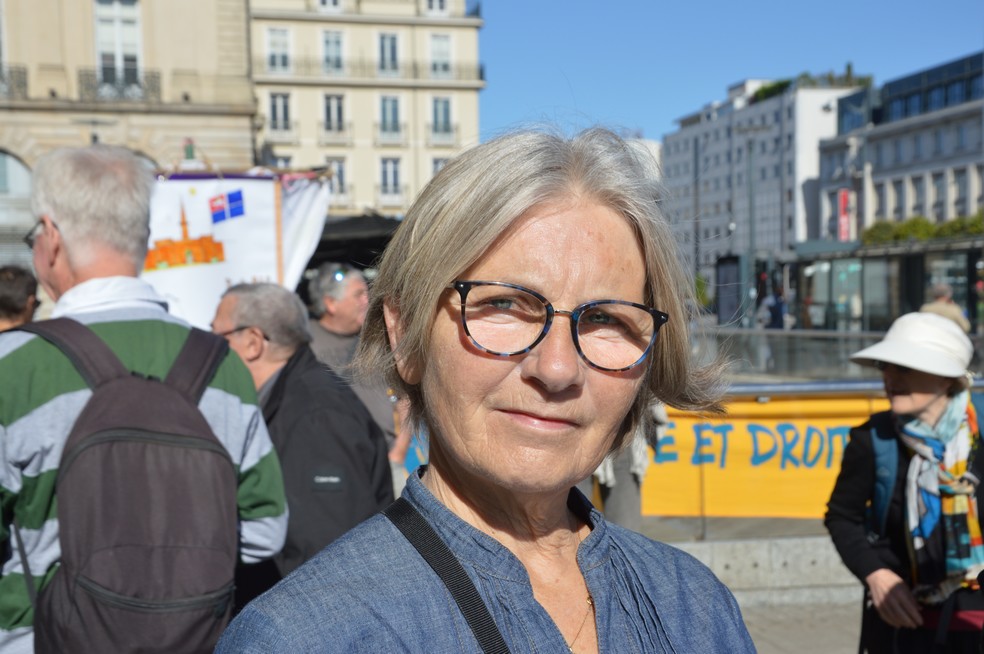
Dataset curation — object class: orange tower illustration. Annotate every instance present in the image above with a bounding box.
[144,203,225,270]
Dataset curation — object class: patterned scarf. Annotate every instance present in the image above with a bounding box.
[898,390,984,605]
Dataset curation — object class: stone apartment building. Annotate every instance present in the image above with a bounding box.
[0,0,484,266]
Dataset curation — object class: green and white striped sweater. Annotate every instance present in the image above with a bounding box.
[0,301,288,653]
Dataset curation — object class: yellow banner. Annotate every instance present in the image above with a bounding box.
[642,394,890,519]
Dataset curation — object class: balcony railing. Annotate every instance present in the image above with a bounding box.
[266,121,299,144]
[319,122,353,146]
[78,67,161,103]
[377,184,407,208]
[0,65,28,100]
[329,183,353,208]
[375,123,407,147]
[253,57,484,83]
[427,123,458,148]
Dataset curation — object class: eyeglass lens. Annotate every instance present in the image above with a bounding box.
[458,282,660,371]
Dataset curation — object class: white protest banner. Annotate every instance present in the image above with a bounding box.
[142,172,328,328]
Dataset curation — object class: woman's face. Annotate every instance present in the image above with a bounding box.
[881,363,954,426]
[409,198,649,495]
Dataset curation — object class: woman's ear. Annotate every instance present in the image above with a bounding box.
[384,299,422,385]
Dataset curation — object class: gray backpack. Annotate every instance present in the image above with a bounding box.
[14,318,238,653]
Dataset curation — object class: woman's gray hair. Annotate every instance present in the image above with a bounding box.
[31,144,154,270]
[308,263,364,317]
[355,127,726,451]
[223,283,312,351]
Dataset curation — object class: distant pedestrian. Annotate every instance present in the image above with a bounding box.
[921,282,971,333]
[0,265,39,330]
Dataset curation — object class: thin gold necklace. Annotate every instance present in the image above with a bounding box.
[567,525,594,653]
[567,594,594,652]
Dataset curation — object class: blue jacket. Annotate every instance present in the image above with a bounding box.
[218,471,754,653]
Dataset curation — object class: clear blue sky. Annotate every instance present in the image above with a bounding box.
[478,0,984,142]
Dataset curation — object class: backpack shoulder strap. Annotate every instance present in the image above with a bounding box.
[383,498,510,654]
[163,328,229,404]
[868,411,899,538]
[17,318,128,387]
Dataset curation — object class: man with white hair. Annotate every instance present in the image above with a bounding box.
[0,144,287,653]
[920,282,971,333]
[213,282,393,608]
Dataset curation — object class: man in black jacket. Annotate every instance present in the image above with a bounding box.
[212,283,393,609]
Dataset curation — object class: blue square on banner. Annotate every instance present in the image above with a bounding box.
[228,190,244,218]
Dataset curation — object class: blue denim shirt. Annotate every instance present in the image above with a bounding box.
[217,471,755,653]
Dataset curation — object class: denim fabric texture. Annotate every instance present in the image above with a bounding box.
[217,470,755,653]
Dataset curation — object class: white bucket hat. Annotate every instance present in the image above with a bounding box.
[850,312,973,378]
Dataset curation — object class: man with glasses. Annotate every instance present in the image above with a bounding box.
[212,283,393,611]
[0,265,40,331]
[308,262,410,495]
[0,144,287,654]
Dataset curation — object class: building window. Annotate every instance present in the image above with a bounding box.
[954,169,968,215]
[888,99,904,121]
[430,34,451,78]
[379,33,398,74]
[912,177,925,213]
[928,87,945,111]
[427,0,447,12]
[934,128,944,154]
[907,93,921,116]
[875,183,886,217]
[972,75,984,100]
[326,158,346,194]
[319,0,341,10]
[267,28,290,73]
[381,158,400,195]
[913,133,923,159]
[270,93,290,130]
[932,173,945,221]
[380,96,399,134]
[956,124,968,150]
[875,142,884,168]
[324,94,343,132]
[273,155,291,169]
[892,180,904,218]
[95,0,141,88]
[432,97,451,133]
[893,140,903,164]
[323,31,343,73]
[433,158,449,175]
[948,80,966,106]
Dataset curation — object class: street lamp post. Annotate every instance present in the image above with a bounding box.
[735,124,771,326]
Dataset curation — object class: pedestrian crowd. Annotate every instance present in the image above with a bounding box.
[1,129,983,653]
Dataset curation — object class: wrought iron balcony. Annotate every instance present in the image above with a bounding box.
[319,122,353,146]
[253,57,484,83]
[0,65,28,100]
[427,123,458,148]
[376,184,407,208]
[375,123,407,147]
[266,121,300,145]
[78,67,161,103]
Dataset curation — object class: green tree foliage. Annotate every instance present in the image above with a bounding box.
[895,216,935,241]
[861,210,984,245]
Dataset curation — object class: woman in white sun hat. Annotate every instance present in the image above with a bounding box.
[826,311,984,653]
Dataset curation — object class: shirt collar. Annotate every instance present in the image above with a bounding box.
[51,276,169,318]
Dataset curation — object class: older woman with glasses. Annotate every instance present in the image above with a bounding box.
[217,128,754,653]
[826,312,984,653]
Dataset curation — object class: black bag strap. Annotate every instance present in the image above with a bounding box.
[163,328,229,403]
[11,522,37,608]
[383,498,510,654]
[18,318,129,387]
